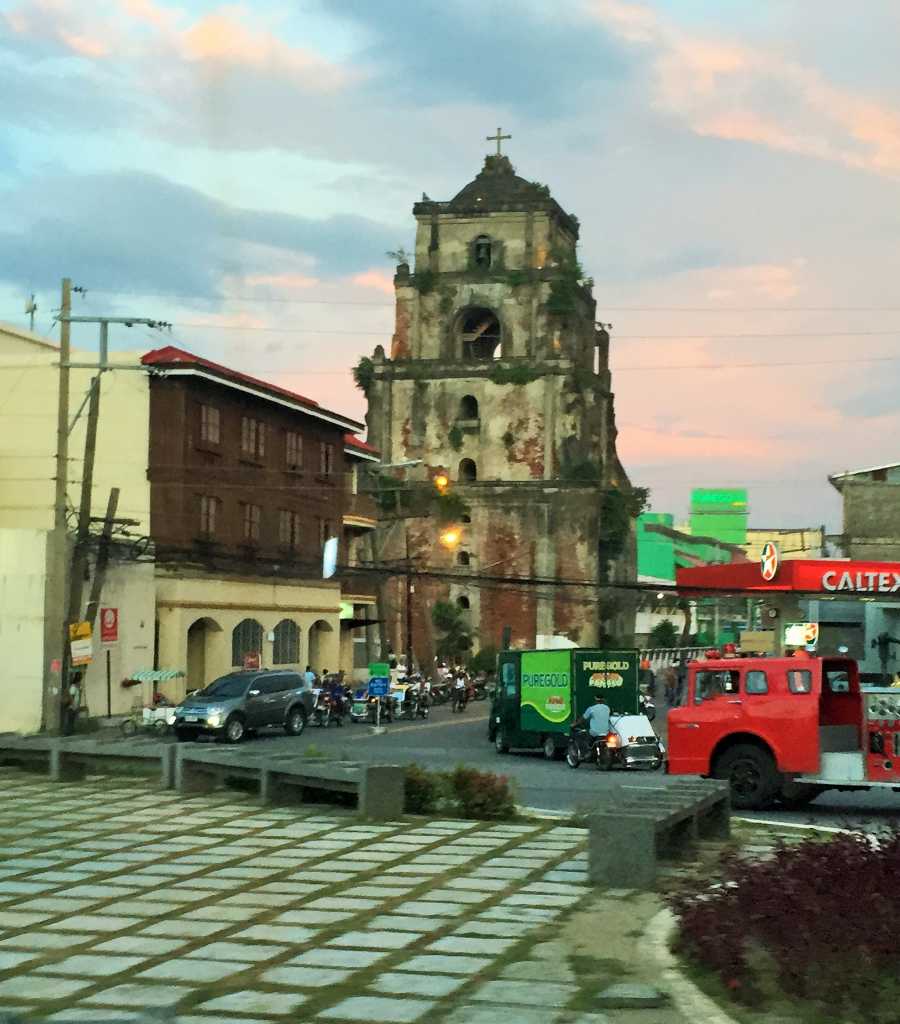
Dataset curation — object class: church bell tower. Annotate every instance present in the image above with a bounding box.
[364,136,635,661]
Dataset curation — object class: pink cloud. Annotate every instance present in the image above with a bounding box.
[242,272,319,291]
[591,0,900,176]
[120,0,180,30]
[178,11,348,90]
[350,270,395,295]
[58,31,109,58]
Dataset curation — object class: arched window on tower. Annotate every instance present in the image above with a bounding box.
[457,595,471,610]
[473,235,492,268]
[460,308,501,360]
[457,551,471,567]
[458,458,477,482]
[458,395,479,421]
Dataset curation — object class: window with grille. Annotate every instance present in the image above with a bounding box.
[242,503,261,542]
[286,431,303,471]
[273,619,300,664]
[199,495,219,537]
[200,405,220,445]
[320,442,334,477]
[279,509,301,550]
[232,618,263,666]
[241,417,266,459]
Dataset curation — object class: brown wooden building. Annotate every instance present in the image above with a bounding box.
[142,346,380,689]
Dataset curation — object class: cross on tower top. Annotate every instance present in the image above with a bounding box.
[486,127,512,156]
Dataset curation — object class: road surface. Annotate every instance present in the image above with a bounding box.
[223,700,900,830]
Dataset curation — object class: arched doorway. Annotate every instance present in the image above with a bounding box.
[186,617,222,692]
[308,619,334,673]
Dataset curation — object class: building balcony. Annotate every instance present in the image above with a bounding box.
[342,492,378,531]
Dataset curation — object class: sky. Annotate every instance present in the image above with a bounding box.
[2,0,899,531]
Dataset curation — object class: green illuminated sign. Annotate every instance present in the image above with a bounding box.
[520,650,571,726]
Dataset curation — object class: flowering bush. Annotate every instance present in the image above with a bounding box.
[404,763,442,815]
[448,766,516,820]
[668,830,900,1021]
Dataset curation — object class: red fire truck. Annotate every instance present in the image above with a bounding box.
[667,656,900,809]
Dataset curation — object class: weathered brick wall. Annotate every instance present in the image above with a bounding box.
[844,483,900,559]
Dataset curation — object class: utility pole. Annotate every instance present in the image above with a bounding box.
[405,535,414,674]
[43,279,72,732]
[47,303,169,733]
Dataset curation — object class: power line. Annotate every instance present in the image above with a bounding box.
[154,322,900,339]
[54,290,900,314]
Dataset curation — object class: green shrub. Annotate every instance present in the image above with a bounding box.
[448,766,516,820]
[404,763,443,815]
[489,364,540,386]
[413,269,437,294]
[448,425,464,451]
[352,356,375,394]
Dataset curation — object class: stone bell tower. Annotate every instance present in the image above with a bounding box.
[364,140,636,663]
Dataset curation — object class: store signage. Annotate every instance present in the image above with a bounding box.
[68,621,93,667]
[821,570,900,594]
[784,622,819,647]
[520,650,571,725]
[100,607,119,645]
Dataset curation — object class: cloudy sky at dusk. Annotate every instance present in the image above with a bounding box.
[2,0,899,530]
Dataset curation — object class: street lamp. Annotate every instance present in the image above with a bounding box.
[439,526,462,550]
[433,472,450,495]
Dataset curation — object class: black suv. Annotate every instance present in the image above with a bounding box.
[173,670,314,743]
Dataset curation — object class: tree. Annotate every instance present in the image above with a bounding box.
[648,619,679,648]
[468,645,498,675]
[432,601,472,664]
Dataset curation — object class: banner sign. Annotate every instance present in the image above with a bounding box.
[519,650,571,730]
[100,607,119,645]
[68,621,93,667]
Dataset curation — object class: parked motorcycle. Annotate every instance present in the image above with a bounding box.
[472,682,488,701]
[566,714,664,772]
[416,691,430,719]
[312,691,332,728]
[566,725,619,771]
[639,693,657,722]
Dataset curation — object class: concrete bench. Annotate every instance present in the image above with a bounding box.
[0,737,175,788]
[174,747,404,821]
[587,778,730,890]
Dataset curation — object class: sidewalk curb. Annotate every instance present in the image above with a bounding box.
[645,909,741,1024]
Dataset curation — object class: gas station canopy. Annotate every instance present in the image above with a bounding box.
[676,559,900,596]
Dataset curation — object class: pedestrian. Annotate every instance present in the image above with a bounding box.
[304,665,316,688]
[663,664,677,706]
[675,659,687,706]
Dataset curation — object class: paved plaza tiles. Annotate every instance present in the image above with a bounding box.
[0,767,593,1022]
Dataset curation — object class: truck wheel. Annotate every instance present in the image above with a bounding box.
[714,744,778,809]
[542,736,560,761]
[495,729,510,754]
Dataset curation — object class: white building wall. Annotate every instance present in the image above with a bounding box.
[0,528,48,733]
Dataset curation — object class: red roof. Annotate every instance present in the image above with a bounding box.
[344,433,380,457]
[142,344,363,430]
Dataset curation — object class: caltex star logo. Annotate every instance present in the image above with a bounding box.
[760,541,780,582]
